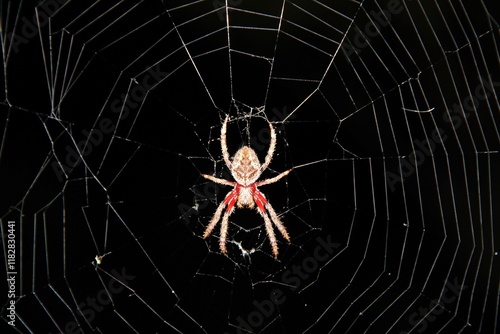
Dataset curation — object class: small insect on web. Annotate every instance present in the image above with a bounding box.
[202,116,293,259]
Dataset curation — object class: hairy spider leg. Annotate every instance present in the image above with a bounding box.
[261,212,279,258]
[261,119,277,172]
[251,185,288,239]
[218,186,240,254]
[251,184,267,212]
[221,115,232,169]
[224,185,240,211]
[202,186,238,239]
[266,203,290,242]
[251,184,290,258]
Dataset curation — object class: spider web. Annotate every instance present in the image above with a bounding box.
[1,0,499,333]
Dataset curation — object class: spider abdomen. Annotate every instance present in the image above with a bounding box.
[237,186,255,208]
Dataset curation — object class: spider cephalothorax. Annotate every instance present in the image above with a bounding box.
[202,116,292,258]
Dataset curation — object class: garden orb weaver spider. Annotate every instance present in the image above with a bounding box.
[202,116,292,258]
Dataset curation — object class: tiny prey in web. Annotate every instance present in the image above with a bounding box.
[202,115,292,258]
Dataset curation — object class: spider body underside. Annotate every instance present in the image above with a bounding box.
[202,116,292,258]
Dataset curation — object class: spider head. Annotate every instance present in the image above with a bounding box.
[231,146,262,185]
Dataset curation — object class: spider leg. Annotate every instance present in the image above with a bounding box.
[266,202,290,242]
[221,115,232,169]
[204,186,240,255]
[203,199,226,239]
[252,187,289,258]
[260,119,277,172]
[217,186,239,255]
[219,208,234,255]
[260,211,279,258]
[255,168,292,187]
[202,174,236,186]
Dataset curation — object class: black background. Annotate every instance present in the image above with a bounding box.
[1,1,499,333]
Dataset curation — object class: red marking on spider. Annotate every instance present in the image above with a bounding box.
[201,116,292,259]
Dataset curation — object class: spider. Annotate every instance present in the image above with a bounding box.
[202,116,292,258]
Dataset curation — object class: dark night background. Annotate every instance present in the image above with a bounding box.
[1,1,499,333]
